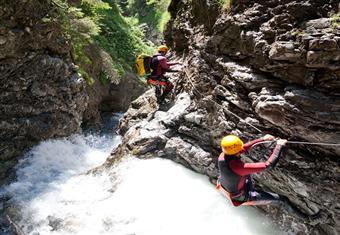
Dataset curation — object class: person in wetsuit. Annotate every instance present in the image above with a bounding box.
[147,45,180,103]
[217,134,287,206]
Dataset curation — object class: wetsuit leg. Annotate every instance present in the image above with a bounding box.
[249,189,281,201]
[155,83,161,97]
[243,176,282,206]
[147,77,162,100]
[159,78,173,103]
[245,176,255,192]
[164,80,174,93]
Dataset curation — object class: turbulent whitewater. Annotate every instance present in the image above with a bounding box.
[2,116,282,235]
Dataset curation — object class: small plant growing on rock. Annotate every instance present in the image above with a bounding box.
[218,0,234,13]
[291,30,304,39]
[331,12,340,29]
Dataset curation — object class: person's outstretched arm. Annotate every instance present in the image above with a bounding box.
[167,61,180,66]
[230,160,267,176]
[166,61,181,72]
[230,139,287,176]
[165,69,181,73]
[242,134,274,152]
[265,139,287,168]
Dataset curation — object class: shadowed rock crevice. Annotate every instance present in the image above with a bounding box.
[103,1,339,234]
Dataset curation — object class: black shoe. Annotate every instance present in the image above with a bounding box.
[157,96,165,104]
[155,85,161,98]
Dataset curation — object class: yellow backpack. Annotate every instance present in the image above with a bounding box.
[135,55,153,77]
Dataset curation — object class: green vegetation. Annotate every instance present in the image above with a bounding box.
[89,0,153,75]
[118,0,171,33]
[159,11,171,33]
[291,30,303,37]
[218,0,234,13]
[50,0,154,84]
[331,12,340,29]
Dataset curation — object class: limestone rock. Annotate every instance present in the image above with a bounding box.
[0,0,146,183]
[104,0,340,234]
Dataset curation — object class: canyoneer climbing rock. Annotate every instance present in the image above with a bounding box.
[135,53,165,100]
[146,45,181,104]
[217,134,288,207]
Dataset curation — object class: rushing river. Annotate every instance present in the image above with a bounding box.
[2,113,283,235]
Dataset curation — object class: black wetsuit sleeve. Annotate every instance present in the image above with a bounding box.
[266,144,285,169]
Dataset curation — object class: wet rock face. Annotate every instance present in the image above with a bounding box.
[0,0,88,181]
[165,0,220,51]
[168,1,339,234]
[83,74,146,129]
[109,54,340,234]
[106,0,340,234]
[0,0,147,180]
[206,2,340,94]
[167,0,340,93]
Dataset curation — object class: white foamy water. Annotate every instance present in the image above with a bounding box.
[3,128,283,234]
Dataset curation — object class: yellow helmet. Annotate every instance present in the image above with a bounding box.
[158,45,169,54]
[221,135,244,155]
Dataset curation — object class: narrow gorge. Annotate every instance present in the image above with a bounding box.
[1,0,339,234]
[104,0,340,233]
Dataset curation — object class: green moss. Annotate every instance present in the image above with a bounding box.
[159,11,171,32]
[78,67,95,85]
[331,13,340,29]
[218,0,234,13]
[131,148,140,156]
[291,30,303,37]
[99,71,109,84]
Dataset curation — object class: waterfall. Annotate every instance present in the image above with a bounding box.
[2,114,283,235]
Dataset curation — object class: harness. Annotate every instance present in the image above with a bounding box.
[147,78,168,87]
[217,155,277,207]
[216,182,273,207]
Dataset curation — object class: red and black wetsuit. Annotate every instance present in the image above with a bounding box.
[218,138,285,206]
[147,54,177,98]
